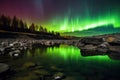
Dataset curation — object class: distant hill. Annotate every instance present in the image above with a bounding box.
[63,24,120,37]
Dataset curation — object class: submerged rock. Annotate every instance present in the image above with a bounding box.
[34,69,50,76]
[54,72,65,80]
[50,66,63,72]
[0,63,9,74]
[22,62,37,69]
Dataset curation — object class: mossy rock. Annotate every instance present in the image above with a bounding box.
[50,66,62,71]
[33,69,50,76]
[22,62,37,69]
[54,72,65,80]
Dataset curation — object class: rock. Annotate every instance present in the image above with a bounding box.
[108,46,120,60]
[12,42,21,48]
[78,37,105,45]
[34,69,50,76]
[106,36,116,42]
[50,66,62,71]
[80,45,97,56]
[0,48,5,55]
[77,42,85,48]
[9,50,21,57]
[97,42,109,53]
[22,62,37,69]
[77,37,111,56]
[9,43,14,47]
[99,42,109,47]
[84,45,97,50]
[109,41,120,46]
[1,42,9,47]
[45,41,52,46]
[54,72,65,80]
[0,63,9,74]
[81,48,98,56]
[97,48,108,54]
[108,54,120,60]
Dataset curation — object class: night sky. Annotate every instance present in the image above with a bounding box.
[0,0,120,32]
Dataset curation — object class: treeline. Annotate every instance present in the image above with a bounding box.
[0,14,60,36]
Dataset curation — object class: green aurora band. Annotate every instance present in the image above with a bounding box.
[42,13,120,32]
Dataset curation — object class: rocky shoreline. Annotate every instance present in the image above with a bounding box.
[0,39,78,56]
[0,33,120,80]
[0,39,78,80]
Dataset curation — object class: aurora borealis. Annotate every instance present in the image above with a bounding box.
[0,0,120,33]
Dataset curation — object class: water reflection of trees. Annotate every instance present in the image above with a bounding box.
[27,44,60,57]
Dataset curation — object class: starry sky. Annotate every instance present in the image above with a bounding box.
[0,0,120,33]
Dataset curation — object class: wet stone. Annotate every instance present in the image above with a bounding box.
[33,69,50,76]
[53,72,66,80]
[22,62,37,69]
[0,63,9,74]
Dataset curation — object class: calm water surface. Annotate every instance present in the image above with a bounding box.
[1,45,120,80]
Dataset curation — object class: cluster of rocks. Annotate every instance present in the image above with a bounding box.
[77,37,120,60]
[0,39,78,57]
[77,37,109,56]
[0,39,33,57]
[13,61,66,80]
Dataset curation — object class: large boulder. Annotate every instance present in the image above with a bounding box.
[22,62,37,69]
[77,37,110,56]
[108,46,120,60]
[78,37,105,45]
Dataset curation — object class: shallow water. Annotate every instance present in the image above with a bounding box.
[0,45,120,80]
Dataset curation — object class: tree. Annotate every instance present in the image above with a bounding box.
[19,20,24,28]
[56,32,60,36]
[43,27,47,32]
[39,25,44,32]
[24,22,28,29]
[6,16,11,27]
[51,31,54,35]
[35,25,39,31]
[11,16,19,31]
[0,15,11,30]
[29,23,35,32]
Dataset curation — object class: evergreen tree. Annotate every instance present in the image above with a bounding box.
[0,15,11,30]
[39,25,44,32]
[11,16,19,30]
[29,23,35,32]
[19,20,24,29]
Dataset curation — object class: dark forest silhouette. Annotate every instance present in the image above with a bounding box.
[0,14,60,37]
